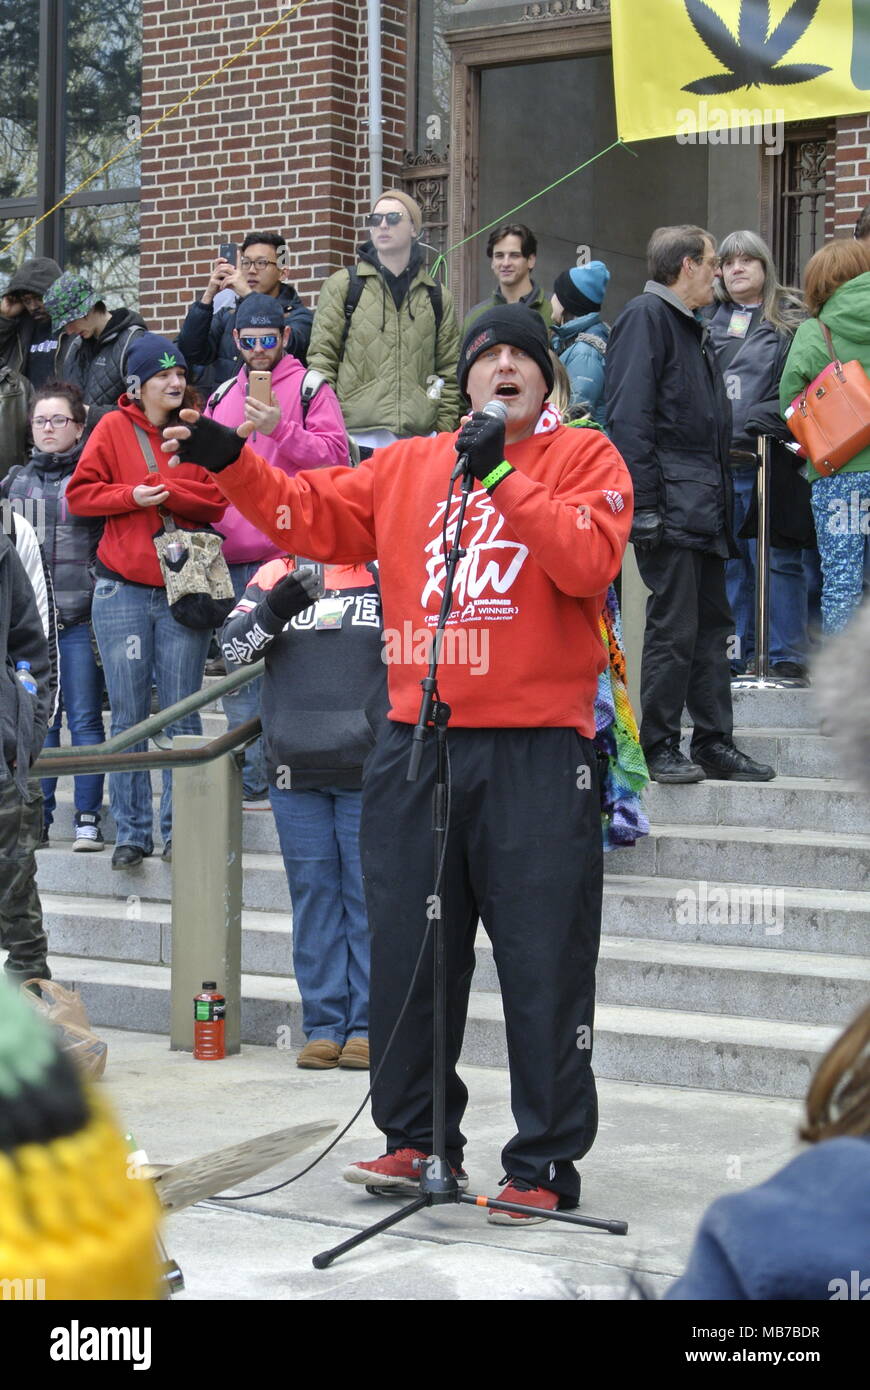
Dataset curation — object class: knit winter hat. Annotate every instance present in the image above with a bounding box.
[553,261,610,319]
[458,303,555,396]
[373,188,423,235]
[235,293,286,331]
[43,271,100,334]
[125,334,187,390]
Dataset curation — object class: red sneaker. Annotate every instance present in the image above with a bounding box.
[487,1177,561,1224]
[343,1148,469,1190]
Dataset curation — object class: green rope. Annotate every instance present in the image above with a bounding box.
[429,137,637,284]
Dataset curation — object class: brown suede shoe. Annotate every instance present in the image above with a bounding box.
[338,1037,370,1070]
[296,1039,341,1070]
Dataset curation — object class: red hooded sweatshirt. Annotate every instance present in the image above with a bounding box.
[66,395,227,586]
[205,418,633,736]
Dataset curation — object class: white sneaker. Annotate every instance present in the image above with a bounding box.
[73,814,105,852]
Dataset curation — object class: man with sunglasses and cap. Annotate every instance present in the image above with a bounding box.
[203,292,349,803]
[308,190,461,452]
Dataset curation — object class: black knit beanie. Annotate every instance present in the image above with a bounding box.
[458,303,554,396]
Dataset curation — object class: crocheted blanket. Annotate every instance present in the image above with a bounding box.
[594,585,650,850]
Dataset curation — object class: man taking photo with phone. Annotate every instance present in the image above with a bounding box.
[177,232,313,392]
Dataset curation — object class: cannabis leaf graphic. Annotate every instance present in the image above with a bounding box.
[158,352,177,368]
[682,0,831,93]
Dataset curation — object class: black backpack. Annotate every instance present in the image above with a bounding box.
[208,369,360,466]
[337,266,443,362]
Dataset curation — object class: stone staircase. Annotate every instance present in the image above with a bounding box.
[29,682,870,1099]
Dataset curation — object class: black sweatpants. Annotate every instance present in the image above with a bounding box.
[359,723,603,1202]
[635,543,734,756]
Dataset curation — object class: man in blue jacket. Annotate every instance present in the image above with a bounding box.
[177,232,313,392]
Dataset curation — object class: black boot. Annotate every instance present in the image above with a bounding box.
[645,739,706,784]
[691,739,775,782]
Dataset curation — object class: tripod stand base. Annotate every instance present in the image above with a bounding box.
[312,1178,628,1268]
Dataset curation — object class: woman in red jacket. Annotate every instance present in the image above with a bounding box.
[67,335,227,868]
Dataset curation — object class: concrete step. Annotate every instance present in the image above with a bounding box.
[644,776,870,834]
[680,729,831,778]
[35,847,292,912]
[38,815,870,914]
[596,936,869,1026]
[40,894,869,1028]
[49,773,867,850]
[49,955,839,1098]
[602,875,870,956]
[607,823,870,892]
[45,793,277,852]
[726,686,821,730]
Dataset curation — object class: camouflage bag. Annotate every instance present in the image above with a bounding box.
[133,423,235,630]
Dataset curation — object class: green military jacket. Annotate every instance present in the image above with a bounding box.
[308,257,462,436]
[461,283,553,341]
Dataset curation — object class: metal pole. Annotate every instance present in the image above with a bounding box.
[367,0,383,204]
[755,434,772,679]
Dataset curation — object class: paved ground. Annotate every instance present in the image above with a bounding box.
[99,1028,804,1301]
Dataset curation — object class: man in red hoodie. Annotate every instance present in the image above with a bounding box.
[161,305,633,1223]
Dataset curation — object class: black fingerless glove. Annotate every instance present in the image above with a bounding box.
[266,568,324,621]
[175,414,245,472]
[455,411,513,492]
[630,508,664,552]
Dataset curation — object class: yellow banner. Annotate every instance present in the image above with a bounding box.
[612,0,870,142]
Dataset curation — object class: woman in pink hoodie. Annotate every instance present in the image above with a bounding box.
[204,293,349,801]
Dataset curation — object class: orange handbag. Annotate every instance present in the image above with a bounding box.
[785,321,870,476]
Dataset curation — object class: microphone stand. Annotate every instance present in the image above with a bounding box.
[313,457,628,1270]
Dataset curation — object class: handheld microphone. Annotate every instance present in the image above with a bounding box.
[450,398,509,483]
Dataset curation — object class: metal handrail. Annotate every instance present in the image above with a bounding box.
[32,718,261,779]
[32,661,265,776]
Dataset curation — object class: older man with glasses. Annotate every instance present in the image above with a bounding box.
[177,231,313,394]
[308,190,461,453]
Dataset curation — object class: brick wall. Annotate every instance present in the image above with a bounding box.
[830,115,870,238]
[139,0,407,336]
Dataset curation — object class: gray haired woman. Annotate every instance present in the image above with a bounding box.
[706,230,813,680]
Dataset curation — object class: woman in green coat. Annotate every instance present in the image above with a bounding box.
[779,238,870,633]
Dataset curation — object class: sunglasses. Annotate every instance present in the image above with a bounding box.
[239,334,279,350]
[367,212,405,227]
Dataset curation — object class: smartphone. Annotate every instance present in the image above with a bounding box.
[294,557,325,596]
[219,242,238,267]
[248,370,272,405]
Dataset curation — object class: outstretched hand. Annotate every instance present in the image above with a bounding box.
[161,409,255,472]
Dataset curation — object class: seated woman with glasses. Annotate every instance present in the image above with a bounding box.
[176,231,314,392]
[1,381,106,850]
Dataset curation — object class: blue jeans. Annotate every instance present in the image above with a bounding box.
[41,621,105,825]
[726,468,808,667]
[810,472,870,633]
[268,785,369,1043]
[221,561,267,797]
[91,578,210,850]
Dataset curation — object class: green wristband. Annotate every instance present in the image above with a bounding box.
[480,460,513,492]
